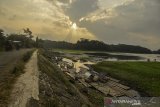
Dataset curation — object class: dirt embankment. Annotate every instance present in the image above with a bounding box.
[8,50,95,107]
[0,49,34,107]
[38,54,92,107]
[9,51,39,107]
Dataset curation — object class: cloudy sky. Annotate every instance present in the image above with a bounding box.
[0,0,160,50]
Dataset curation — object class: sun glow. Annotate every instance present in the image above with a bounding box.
[71,23,77,30]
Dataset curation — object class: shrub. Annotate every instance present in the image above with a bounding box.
[23,50,34,62]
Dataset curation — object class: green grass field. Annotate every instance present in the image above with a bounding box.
[53,48,99,54]
[92,61,160,96]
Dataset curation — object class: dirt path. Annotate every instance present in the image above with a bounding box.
[9,51,39,107]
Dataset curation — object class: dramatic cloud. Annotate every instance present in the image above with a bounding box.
[0,0,160,49]
[79,0,134,22]
[75,0,160,50]
[0,0,96,42]
[65,0,98,22]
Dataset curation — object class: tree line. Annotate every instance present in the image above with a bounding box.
[1,29,159,54]
[41,38,160,54]
[0,28,37,51]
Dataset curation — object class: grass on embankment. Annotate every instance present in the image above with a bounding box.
[92,61,160,96]
[11,50,35,75]
[0,49,35,106]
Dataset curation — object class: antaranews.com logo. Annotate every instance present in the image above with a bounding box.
[104,97,160,107]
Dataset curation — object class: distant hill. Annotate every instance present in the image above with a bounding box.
[153,49,160,54]
[39,38,153,54]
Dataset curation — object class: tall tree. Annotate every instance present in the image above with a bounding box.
[0,29,6,50]
[23,28,33,39]
[36,36,39,47]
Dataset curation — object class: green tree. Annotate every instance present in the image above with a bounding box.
[0,29,6,51]
[23,28,33,39]
[36,36,39,48]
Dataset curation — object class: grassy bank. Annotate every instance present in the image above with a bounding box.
[92,61,160,96]
[53,48,96,54]
[11,50,35,75]
[0,49,35,106]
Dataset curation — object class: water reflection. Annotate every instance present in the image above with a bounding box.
[62,52,160,73]
[113,53,160,62]
[62,58,95,73]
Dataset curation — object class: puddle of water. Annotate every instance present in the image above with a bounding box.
[62,58,95,73]
[62,53,160,73]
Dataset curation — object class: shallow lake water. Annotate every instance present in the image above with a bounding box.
[106,52,160,62]
[62,58,95,72]
[62,52,160,73]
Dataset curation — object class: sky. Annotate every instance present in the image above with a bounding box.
[0,0,160,50]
